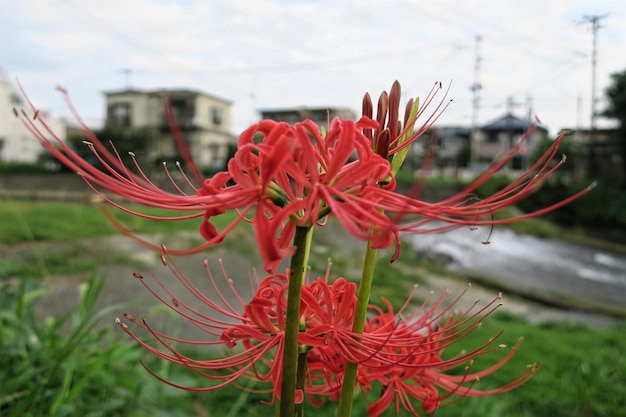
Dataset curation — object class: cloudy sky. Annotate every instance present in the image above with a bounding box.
[2,0,625,135]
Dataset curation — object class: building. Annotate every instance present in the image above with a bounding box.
[414,113,548,174]
[567,127,622,181]
[0,68,66,163]
[430,125,472,167]
[472,113,547,169]
[260,107,356,129]
[104,88,235,169]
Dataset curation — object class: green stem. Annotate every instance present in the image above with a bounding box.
[336,240,378,417]
[295,347,308,417]
[279,226,313,417]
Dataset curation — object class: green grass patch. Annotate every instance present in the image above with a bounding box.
[433,314,626,417]
[0,199,244,280]
[0,200,240,245]
[0,250,142,280]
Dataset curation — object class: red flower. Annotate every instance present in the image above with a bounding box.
[18,82,591,272]
[116,253,285,398]
[116,253,362,404]
[211,116,395,271]
[116,252,534,414]
[362,80,451,160]
[292,281,536,416]
[355,289,537,417]
[205,81,592,270]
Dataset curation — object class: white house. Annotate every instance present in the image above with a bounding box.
[103,88,235,169]
[0,68,66,163]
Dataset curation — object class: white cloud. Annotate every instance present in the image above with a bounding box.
[2,0,625,133]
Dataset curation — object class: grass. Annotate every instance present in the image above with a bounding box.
[434,314,626,417]
[2,199,625,416]
[0,199,242,245]
[0,199,244,279]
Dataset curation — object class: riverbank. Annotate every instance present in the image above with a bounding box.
[409,225,626,320]
[4,228,619,336]
[1,187,623,328]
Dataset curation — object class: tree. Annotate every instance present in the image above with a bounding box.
[67,125,159,172]
[601,69,626,185]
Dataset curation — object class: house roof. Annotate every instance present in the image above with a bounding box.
[259,107,356,120]
[480,113,540,132]
[103,88,232,104]
[260,106,353,114]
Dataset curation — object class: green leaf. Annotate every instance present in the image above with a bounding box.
[390,97,420,175]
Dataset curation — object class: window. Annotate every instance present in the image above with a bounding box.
[208,143,220,167]
[486,132,499,143]
[108,102,131,126]
[212,107,223,126]
[171,99,193,128]
[10,93,23,106]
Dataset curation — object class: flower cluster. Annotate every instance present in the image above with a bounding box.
[19,80,588,417]
[18,81,590,273]
[117,253,536,414]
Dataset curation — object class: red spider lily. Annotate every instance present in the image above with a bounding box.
[304,285,537,416]
[206,116,395,271]
[362,80,450,161]
[116,252,532,413]
[115,253,364,404]
[116,254,285,397]
[357,294,538,417]
[359,81,593,241]
[170,114,589,267]
[17,82,592,272]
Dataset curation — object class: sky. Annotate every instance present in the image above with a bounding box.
[2,0,625,136]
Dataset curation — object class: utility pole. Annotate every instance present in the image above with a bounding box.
[469,35,482,169]
[576,94,583,142]
[505,96,522,115]
[582,14,607,176]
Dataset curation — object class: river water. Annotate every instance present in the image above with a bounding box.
[408,227,626,315]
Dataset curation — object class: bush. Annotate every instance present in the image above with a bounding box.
[475,174,626,233]
[517,180,626,230]
[0,274,180,417]
[0,161,53,174]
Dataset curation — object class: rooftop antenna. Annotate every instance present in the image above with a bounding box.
[119,68,133,89]
[525,94,534,124]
